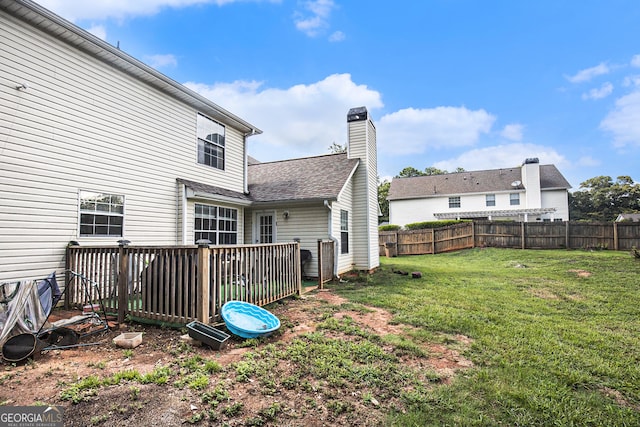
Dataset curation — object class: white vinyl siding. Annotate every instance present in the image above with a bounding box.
[347,118,379,272]
[333,183,355,275]
[245,205,328,278]
[0,11,248,280]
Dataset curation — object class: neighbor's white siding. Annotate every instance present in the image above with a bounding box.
[0,11,247,280]
[541,190,569,221]
[389,198,439,225]
[389,187,568,226]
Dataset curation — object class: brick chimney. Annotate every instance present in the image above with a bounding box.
[347,107,379,271]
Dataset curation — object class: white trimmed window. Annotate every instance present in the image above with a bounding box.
[79,191,124,237]
[340,210,349,254]
[486,194,496,207]
[510,193,520,206]
[195,204,237,245]
[449,196,461,208]
[197,113,225,170]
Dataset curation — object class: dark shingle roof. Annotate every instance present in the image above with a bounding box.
[388,165,571,201]
[177,178,252,202]
[248,153,359,203]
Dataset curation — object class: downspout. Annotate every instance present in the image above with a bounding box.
[324,200,339,279]
[182,184,188,244]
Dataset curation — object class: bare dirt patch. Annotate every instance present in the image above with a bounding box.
[568,269,592,278]
[1,289,473,426]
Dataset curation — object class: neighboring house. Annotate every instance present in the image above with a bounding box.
[388,158,571,226]
[616,213,640,222]
[0,0,379,281]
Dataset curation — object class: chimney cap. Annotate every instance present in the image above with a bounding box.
[347,106,368,122]
[524,157,539,164]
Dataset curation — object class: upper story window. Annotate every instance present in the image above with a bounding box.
[340,210,349,254]
[449,196,461,208]
[486,194,496,207]
[79,191,124,237]
[197,113,225,170]
[510,193,520,206]
[194,203,237,245]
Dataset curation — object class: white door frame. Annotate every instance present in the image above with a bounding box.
[253,210,276,244]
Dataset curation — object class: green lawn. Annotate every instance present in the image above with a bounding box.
[331,248,640,426]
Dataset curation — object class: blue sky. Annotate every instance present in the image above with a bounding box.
[37,0,640,189]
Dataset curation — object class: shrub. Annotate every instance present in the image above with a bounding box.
[379,224,401,231]
[404,220,469,230]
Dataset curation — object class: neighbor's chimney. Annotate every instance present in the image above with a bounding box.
[347,107,379,271]
[521,157,541,208]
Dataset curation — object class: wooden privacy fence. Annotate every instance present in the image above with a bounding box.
[65,242,302,325]
[379,221,640,256]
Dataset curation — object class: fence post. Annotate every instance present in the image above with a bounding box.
[317,239,323,289]
[296,242,303,294]
[565,221,570,249]
[431,229,435,254]
[117,240,130,323]
[197,242,211,323]
[521,222,526,250]
[613,222,619,250]
[64,242,78,309]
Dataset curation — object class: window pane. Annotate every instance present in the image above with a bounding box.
[197,114,225,170]
[341,231,349,254]
[79,191,124,237]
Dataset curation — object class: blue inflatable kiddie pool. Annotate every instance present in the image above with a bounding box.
[221,301,281,339]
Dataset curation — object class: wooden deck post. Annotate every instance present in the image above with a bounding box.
[117,241,129,323]
[317,239,323,289]
[197,242,211,323]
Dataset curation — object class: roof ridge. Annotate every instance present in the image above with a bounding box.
[248,152,347,166]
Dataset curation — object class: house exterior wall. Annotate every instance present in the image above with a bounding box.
[389,187,568,226]
[244,205,328,278]
[0,9,250,280]
[332,183,355,275]
[541,190,569,221]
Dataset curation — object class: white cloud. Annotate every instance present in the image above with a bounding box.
[631,54,640,68]
[600,91,640,147]
[623,75,640,88]
[145,54,178,68]
[184,73,383,160]
[500,124,524,141]
[432,144,568,173]
[329,31,345,42]
[377,107,495,156]
[294,0,336,37]
[577,156,600,167]
[566,62,610,83]
[581,82,614,100]
[36,0,278,22]
[86,24,107,40]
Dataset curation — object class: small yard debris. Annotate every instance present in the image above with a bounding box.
[112,332,143,349]
[411,272,422,279]
[393,269,409,276]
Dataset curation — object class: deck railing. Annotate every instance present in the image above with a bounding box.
[65,242,302,325]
